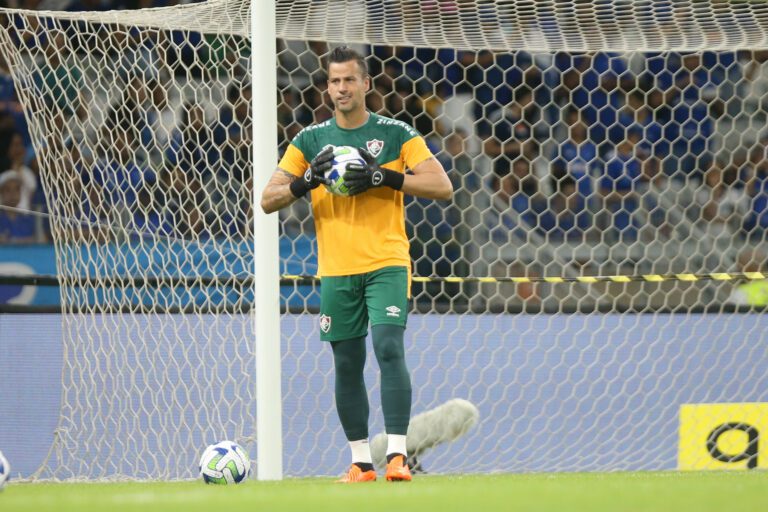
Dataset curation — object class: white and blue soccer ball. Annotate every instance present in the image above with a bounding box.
[324,145,366,196]
[198,441,250,485]
[0,450,9,489]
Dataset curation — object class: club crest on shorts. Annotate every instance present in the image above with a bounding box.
[319,314,331,333]
[366,139,384,157]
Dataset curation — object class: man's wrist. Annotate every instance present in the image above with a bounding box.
[289,178,311,198]
[381,169,405,191]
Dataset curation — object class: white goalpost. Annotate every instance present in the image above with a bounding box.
[251,0,282,482]
[0,0,767,480]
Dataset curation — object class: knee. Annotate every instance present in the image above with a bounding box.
[375,339,401,364]
[373,335,406,368]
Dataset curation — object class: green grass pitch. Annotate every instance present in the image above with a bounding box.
[1,472,766,512]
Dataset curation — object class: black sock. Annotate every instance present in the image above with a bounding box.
[353,462,374,472]
[386,453,407,464]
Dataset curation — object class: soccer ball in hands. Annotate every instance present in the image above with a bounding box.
[198,441,250,485]
[0,450,9,489]
[324,145,366,196]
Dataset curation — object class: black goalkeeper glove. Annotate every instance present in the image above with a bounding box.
[344,147,405,196]
[289,146,333,198]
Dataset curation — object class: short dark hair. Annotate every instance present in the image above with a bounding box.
[327,45,368,76]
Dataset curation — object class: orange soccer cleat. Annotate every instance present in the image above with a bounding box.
[385,455,412,482]
[336,464,377,483]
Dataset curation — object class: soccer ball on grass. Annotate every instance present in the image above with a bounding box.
[0,450,9,489]
[198,441,250,485]
[324,145,366,196]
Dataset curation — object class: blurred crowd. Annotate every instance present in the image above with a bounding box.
[1,0,768,296]
[278,42,768,282]
[0,0,248,244]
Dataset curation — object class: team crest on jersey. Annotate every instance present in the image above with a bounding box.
[366,139,384,157]
[320,314,331,333]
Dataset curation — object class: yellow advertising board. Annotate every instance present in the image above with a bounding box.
[679,403,768,470]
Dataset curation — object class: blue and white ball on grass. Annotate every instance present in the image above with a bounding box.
[198,441,250,485]
[0,450,9,490]
[324,145,366,196]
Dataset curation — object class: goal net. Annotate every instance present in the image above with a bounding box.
[1,0,768,479]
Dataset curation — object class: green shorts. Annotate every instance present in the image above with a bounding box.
[319,266,409,342]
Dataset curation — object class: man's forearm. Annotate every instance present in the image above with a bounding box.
[400,172,453,201]
[260,182,301,213]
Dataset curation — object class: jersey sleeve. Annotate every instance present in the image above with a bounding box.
[278,143,309,178]
[400,134,434,171]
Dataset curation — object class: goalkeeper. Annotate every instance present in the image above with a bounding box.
[261,45,452,482]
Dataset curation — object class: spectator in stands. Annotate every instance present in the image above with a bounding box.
[733,50,768,148]
[35,31,84,117]
[215,82,252,236]
[134,78,177,167]
[694,165,747,238]
[201,32,249,80]
[75,148,109,243]
[464,50,518,119]
[277,40,327,91]
[90,117,170,238]
[743,146,768,240]
[0,112,16,171]
[599,129,645,241]
[609,91,643,147]
[0,169,36,244]
[478,87,539,178]
[166,103,214,180]
[486,158,543,244]
[8,0,47,50]
[370,46,429,96]
[161,154,205,239]
[92,112,155,214]
[165,103,218,236]
[631,91,665,164]
[439,131,474,185]
[554,53,626,146]
[278,87,313,150]
[437,131,475,223]
[538,175,591,242]
[635,146,695,240]
[552,109,599,205]
[302,80,332,123]
[216,82,252,183]
[437,130,478,278]
[386,81,436,142]
[4,132,37,211]
[592,61,629,148]
[0,55,30,146]
[165,28,204,78]
[365,84,388,116]
[116,27,168,86]
[656,57,714,179]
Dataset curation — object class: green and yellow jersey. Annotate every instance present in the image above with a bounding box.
[278,112,433,277]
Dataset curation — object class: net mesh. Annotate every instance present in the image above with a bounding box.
[0,1,255,480]
[0,0,767,479]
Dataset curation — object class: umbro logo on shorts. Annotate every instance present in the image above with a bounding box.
[386,305,401,318]
[320,314,331,333]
